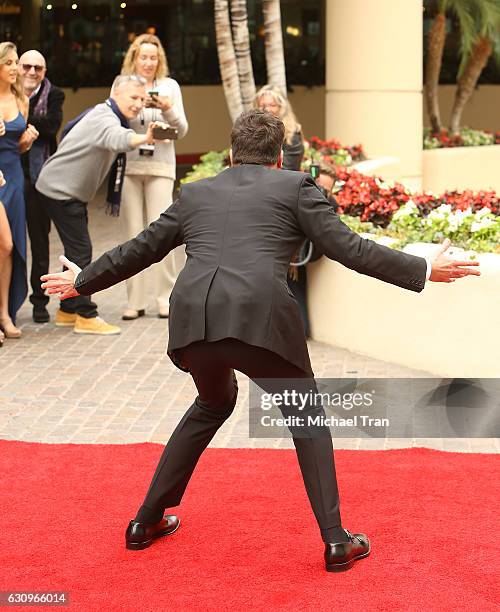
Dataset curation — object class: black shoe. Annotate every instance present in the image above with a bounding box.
[125,515,180,550]
[324,530,370,572]
[33,306,50,323]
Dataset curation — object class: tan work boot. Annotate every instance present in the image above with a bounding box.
[55,309,77,327]
[74,315,121,335]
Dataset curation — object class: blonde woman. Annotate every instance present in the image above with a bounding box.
[0,42,38,339]
[120,34,188,319]
[255,85,304,171]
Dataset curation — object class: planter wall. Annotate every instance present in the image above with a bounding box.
[308,244,500,378]
[423,145,500,194]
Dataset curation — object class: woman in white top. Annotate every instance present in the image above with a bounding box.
[120,34,188,319]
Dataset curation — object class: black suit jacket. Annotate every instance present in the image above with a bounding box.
[21,80,65,180]
[75,165,427,373]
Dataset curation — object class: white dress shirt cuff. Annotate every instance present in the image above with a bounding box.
[425,257,432,281]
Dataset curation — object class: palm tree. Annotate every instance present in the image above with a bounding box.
[425,0,475,134]
[449,0,500,134]
[262,0,287,95]
[214,0,243,122]
[230,0,256,111]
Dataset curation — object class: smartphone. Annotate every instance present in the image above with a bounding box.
[152,126,178,140]
[145,90,159,108]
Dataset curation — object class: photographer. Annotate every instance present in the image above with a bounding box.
[119,34,188,320]
[35,75,165,335]
[315,163,339,209]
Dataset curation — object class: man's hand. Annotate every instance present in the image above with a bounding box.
[130,121,163,148]
[41,255,82,299]
[429,239,481,283]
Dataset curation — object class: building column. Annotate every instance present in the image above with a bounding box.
[21,0,41,51]
[325,0,423,189]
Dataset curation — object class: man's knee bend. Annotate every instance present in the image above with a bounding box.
[195,387,238,419]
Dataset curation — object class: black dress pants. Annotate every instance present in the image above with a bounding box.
[36,190,98,318]
[135,338,348,543]
[25,180,50,309]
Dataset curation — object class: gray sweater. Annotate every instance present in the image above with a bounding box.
[36,102,135,203]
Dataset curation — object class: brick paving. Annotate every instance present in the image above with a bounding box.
[0,200,497,453]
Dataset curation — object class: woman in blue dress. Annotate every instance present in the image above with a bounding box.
[0,42,38,343]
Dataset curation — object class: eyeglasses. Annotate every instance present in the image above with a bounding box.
[22,64,45,73]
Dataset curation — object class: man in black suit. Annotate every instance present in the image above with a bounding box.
[19,49,65,323]
[41,110,480,572]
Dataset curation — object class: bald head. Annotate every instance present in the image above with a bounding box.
[18,49,47,94]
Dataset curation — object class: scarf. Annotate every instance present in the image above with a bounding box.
[60,97,129,216]
[28,78,52,183]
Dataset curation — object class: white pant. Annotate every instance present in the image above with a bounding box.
[120,175,185,312]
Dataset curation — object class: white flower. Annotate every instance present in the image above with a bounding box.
[475,207,492,220]
[457,208,473,218]
[436,204,452,215]
[470,217,495,233]
[429,210,445,221]
[447,216,460,232]
[392,200,418,220]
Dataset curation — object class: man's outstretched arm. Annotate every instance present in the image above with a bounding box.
[41,199,184,299]
[297,175,480,290]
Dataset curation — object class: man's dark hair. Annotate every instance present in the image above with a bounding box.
[231,109,285,165]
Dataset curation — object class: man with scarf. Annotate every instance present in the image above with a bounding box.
[36,74,163,335]
[19,50,65,324]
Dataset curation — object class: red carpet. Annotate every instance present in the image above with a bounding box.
[0,441,498,611]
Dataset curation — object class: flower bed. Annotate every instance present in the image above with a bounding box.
[183,141,499,254]
[305,136,365,166]
[423,127,500,150]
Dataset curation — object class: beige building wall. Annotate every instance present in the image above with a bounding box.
[325,0,423,190]
[60,84,499,157]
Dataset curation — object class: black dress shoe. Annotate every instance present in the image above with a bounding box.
[33,306,50,323]
[324,529,370,572]
[125,515,180,550]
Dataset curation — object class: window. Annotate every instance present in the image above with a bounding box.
[31,0,325,88]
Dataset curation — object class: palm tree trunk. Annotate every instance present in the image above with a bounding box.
[214,0,243,123]
[262,0,287,95]
[230,0,256,111]
[425,13,446,133]
[449,36,492,135]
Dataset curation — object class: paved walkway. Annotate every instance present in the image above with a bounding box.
[0,200,497,453]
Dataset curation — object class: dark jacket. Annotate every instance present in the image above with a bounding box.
[74,164,427,373]
[22,80,65,182]
[283,129,304,171]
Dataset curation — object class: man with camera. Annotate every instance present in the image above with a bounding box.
[36,75,169,335]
